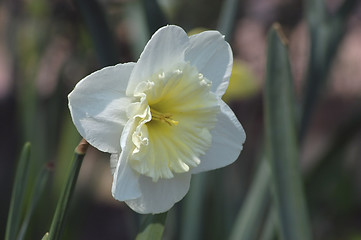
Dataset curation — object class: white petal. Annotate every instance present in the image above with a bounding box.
[126,25,189,95]
[191,100,245,174]
[125,173,191,214]
[185,31,233,97]
[68,63,135,153]
[112,119,142,201]
[111,152,142,201]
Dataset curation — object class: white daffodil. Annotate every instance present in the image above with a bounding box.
[68,25,246,214]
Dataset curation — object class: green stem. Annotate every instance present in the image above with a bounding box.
[47,139,89,240]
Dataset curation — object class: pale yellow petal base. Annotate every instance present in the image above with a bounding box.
[128,62,219,181]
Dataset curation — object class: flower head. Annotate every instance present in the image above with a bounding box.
[68,25,245,214]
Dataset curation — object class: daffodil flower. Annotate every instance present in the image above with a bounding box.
[68,25,245,214]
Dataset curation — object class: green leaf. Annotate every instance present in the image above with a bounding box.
[47,140,88,240]
[41,233,49,240]
[141,0,168,36]
[229,158,271,240]
[180,174,207,240]
[259,206,278,240]
[300,0,357,140]
[75,0,118,67]
[136,212,167,240]
[124,1,149,58]
[264,23,312,240]
[337,0,358,18]
[5,142,31,240]
[217,0,239,41]
[17,163,52,240]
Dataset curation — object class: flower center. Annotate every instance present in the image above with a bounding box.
[129,62,220,182]
[150,108,179,126]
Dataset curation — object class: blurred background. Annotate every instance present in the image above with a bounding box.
[1,0,361,239]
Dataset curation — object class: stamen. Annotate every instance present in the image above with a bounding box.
[150,108,179,126]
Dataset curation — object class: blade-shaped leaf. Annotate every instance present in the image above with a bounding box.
[136,212,167,240]
[75,0,118,67]
[141,0,168,36]
[264,23,312,240]
[180,174,207,240]
[17,163,52,240]
[229,158,271,240]
[5,142,31,240]
[41,233,49,240]
[259,206,278,240]
[300,0,358,140]
[217,0,239,41]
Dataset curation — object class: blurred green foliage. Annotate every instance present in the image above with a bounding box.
[3,0,361,239]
